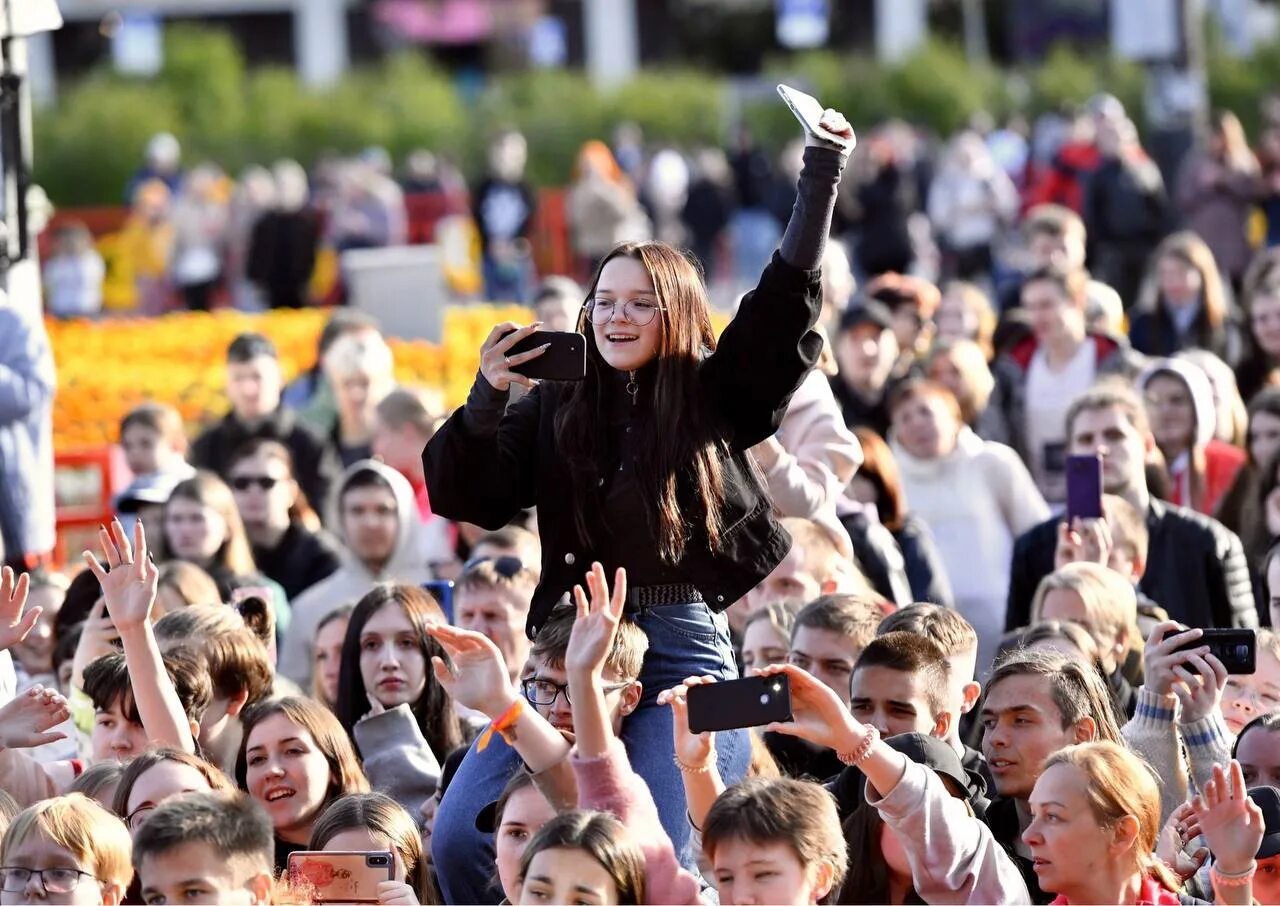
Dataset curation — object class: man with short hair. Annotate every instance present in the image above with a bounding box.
[850,631,953,741]
[979,649,1121,903]
[190,332,339,515]
[372,387,454,566]
[1006,382,1256,631]
[877,603,988,792]
[133,791,274,906]
[455,555,540,684]
[830,302,900,437]
[280,460,432,686]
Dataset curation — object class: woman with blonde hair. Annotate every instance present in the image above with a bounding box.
[1176,110,1261,292]
[926,337,1010,445]
[1129,231,1242,366]
[1025,742,1263,905]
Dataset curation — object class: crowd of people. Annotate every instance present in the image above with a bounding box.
[8,88,1280,905]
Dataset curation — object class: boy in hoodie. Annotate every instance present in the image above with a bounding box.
[278,460,431,686]
[993,262,1144,504]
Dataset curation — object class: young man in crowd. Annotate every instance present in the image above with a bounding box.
[768,594,884,780]
[978,648,1122,904]
[1006,382,1256,633]
[877,603,989,793]
[190,332,339,519]
[427,601,648,904]
[455,553,541,684]
[133,792,275,906]
[850,631,954,742]
[830,301,900,437]
[279,460,432,686]
[992,262,1144,503]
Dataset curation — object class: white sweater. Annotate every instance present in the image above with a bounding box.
[893,429,1049,675]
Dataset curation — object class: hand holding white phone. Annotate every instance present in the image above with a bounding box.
[777,84,856,153]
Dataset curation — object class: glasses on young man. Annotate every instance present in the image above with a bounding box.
[521,678,631,707]
[0,867,97,894]
[230,475,279,492]
[585,298,665,327]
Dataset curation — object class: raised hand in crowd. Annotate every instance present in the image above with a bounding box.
[1054,517,1113,570]
[0,685,70,751]
[84,519,196,753]
[565,562,628,759]
[0,566,38,654]
[1143,621,1226,715]
[1170,643,1229,726]
[1156,800,1210,884]
[1192,761,1265,905]
[478,321,547,393]
[427,622,570,774]
[658,675,726,829]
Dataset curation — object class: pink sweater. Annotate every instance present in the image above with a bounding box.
[571,740,702,906]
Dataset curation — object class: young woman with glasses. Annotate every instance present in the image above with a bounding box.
[425,106,854,896]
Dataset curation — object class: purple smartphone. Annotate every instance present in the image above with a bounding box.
[1064,454,1104,522]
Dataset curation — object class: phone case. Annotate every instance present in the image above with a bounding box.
[776,84,855,152]
[1173,628,1257,675]
[687,675,793,734]
[287,851,394,904]
[1064,454,1104,522]
[505,330,587,381]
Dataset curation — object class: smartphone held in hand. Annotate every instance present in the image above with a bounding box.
[287,851,394,904]
[500,329,587,382]
[777,84,856,152]
[1173,628,1257,675]
[687,674,793,734]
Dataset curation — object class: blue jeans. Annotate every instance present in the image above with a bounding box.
[431,601,750,904]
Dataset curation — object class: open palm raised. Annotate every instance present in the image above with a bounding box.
[83,520,159,633]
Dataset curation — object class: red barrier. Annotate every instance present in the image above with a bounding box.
[52,446,130,568]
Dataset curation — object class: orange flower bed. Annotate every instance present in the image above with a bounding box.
[48,305,531,452]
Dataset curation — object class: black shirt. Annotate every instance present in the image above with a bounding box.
[984,796,1052,904]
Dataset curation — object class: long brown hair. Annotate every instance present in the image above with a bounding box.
[851,428,907,532]
[161,471,257,577]
[1142,231,1228,334]
[235,697,370,808]
[558,242,728,563]
[310,793,437,905]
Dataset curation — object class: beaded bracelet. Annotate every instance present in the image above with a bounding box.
[837,725,879,767]
[1211,861,1257,888]
[674,753,712,775]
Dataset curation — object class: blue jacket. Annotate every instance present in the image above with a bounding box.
[0,307,55,558]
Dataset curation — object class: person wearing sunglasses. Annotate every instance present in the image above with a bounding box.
[226,438,341,601]
[0,793,133,905]
[425,105,855,901]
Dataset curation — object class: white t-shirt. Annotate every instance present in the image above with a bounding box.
[1024,341,1098,504]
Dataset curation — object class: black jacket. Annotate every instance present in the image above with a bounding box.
[984,797,1051,904]
[1005,499,1258,633]
[252,522,343,601]
[425,253,823,635]
[190,407,340,521]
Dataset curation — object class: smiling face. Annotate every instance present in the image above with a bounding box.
[495,786,557,903]
[981,674,1082,800]
[358,602,428,710]
[243,714,334,844]
[125,760,216,834]
[589,256,663,373]
[1023,762,1127,899]
[519,846,619,906]
[710,837,829,906]
[1221,646,1280,736]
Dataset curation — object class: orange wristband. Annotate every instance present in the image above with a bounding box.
[476,697,524,752]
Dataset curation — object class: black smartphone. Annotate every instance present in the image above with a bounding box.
[421,580,454,622]
[503,329,586,381]
[1173,627,1257,675]
[1064,454,1104,522]
[687,674,792,734]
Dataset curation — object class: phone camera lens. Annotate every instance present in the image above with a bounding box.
[759,693,769,705]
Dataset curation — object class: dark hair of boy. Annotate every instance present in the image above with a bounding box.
[853,631,950,717]
[131,791,273,874]
[226,333,277,364]
[82,649,213,727]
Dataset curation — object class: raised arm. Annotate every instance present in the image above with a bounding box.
[657,676,727,830]
[84,521,195,754]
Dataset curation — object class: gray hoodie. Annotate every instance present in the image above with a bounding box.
[278,459,433,686]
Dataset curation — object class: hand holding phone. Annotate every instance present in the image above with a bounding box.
[687,674,792,734]
[287,851,394,904]
[777,84,856,153]
[1064,454,1104,522]
[1172,628,1256,675]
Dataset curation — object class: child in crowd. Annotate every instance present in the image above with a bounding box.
[131,791,275,906]
[310,792,434,906]
[0,793,133,905]
[515,810,646,905]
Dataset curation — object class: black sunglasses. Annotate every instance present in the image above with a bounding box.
[230,475,279,492]
[462,555,527,579]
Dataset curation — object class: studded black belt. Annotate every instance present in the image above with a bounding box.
[625,582,704,611]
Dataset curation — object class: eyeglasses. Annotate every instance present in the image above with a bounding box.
[230,475,280,492]
[127,804,156,831]
[521,677,631,707]
[0,867,97,894]
[463,555,528,580]
[585,298,665,327]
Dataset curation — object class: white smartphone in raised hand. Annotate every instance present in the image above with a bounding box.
[777,84,855,152]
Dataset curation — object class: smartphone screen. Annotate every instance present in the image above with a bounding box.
[1064,454,1104,522]
[687,675,792,734]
